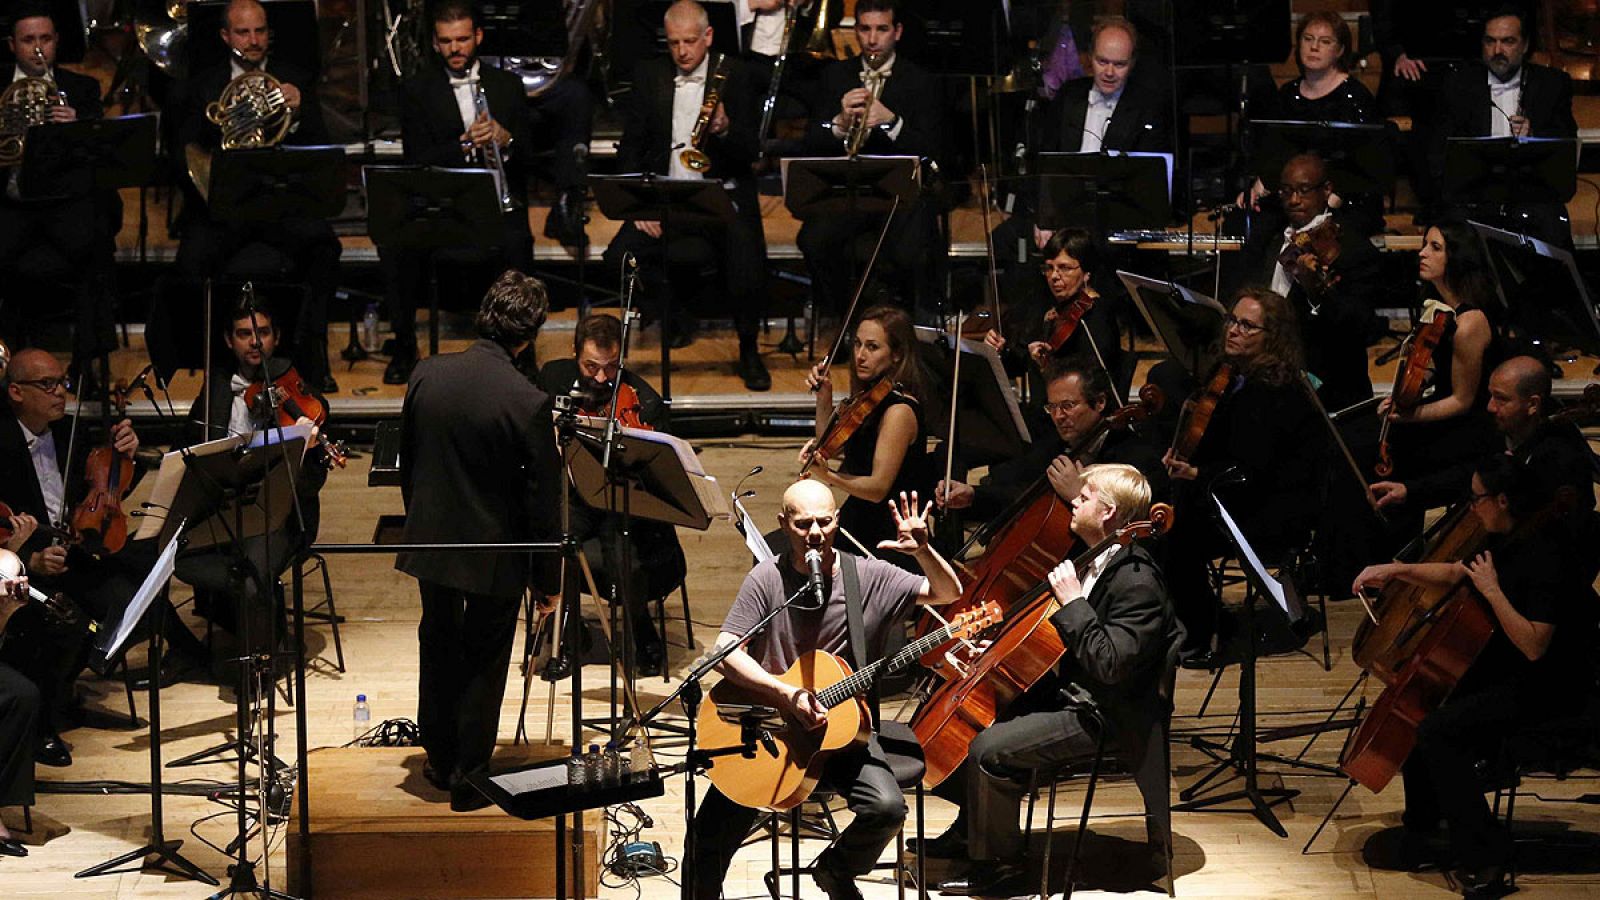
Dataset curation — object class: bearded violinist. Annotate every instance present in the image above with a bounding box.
[803,305,934,571]
[936,357,1166,522]
[1352,455,1599,898]
[173,295,330,660]
[1161,289,1325,665]
[1232,152,1381,410]
[535,314,684,675]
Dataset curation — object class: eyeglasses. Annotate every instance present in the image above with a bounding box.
[1468,491,1497,505]
[1299,34,1339,49]
[13,376,72,393]
[1043,398,1083,415]
[1276,182,1326,200]
[1040,262,1083,278]
[1223,314,1266,335]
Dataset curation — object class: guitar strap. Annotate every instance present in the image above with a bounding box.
[839,551,880,723]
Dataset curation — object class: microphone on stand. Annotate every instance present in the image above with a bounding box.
[804,548,826,608]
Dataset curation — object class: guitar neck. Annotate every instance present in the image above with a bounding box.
[814,621,962,710]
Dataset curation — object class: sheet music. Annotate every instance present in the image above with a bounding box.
[490,761,569,796]
[1213,498,1291,618]
[100,532,179,661]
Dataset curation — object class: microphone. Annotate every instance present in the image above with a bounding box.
[804,548,826,607]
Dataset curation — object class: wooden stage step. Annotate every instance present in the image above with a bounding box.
[287,744,603,899]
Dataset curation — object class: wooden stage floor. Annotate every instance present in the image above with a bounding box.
[4,433,1599,899]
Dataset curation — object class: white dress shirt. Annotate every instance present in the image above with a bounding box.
[227,373,266,438]
[18,420,66,525]
[449,61,482,135]
[1080,84,1123,153]
[1076,543,1123,604]
[669,56,711,180]
[1271,210,1333,297]
[750,7,786,57]
[1488,68,1523,138]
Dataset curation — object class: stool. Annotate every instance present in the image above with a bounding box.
[655,582,694,650]
[296,551,346,673]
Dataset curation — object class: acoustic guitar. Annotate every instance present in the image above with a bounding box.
[697,602,1002,811]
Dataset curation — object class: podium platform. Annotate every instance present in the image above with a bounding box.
[288,744,604,898]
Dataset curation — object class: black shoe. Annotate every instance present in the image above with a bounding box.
[934,860,1028,895]
[636,644,665,678]
[1179,648,1225,671]
[737,350,772,391]
[319,373,339,394]
[1458,864,1511,899]
[450,781,493,812]
[906,827,968,860]
[384,350,417,385]
[666,319,697,350]
[422,762,452,793]
[544,190,590,248]
[0,838,26,857]
[812,856,865,900]
[36,734,72,768]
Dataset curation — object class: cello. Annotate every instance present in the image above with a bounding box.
[912,504,1174,788]
[915,383,1165,672]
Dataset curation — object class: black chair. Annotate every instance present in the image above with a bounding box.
[294,551,345,674]
[1490,692,1600,887]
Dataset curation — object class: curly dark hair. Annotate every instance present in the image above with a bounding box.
[849,305,925,401]
[1425,218,1499,310]
[1230,287,1305,386]
[476,270,548,349]
[1041,355,1111,408]
[573,314,622,356]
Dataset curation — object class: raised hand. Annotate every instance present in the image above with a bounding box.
[877,491,933,554]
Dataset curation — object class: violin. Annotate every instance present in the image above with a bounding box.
[1276,217,1342,299]
[0,499,77,548]
[1374,310,1449,478]
[241,366,348,468]
[70,383,135,557]
[1042,289,1097,354]
[801,377,898,475]
[0,547,97,637]
[1168,362,1236,466]
[576,380,651,431]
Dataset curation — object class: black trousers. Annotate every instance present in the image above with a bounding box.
[174,527,305,655]
[0,662,39,807]
[527,79,595,193]
[415,580,521,782]
[690,734,906,897]
[0,195,117,363]
[175,215,342,383]
[1401,681,1522,868]
[797,200,940,319]
[602,211,767,343]
[380,210,535,352]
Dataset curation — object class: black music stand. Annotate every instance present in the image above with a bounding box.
[913,325,1031,467]
[365,166,508,355]
[1248,119,1398,198]
[1035,151,1173,236]
[1472,220,1600,360]
[1118,270,1228,378]
[1170,0,1291,66]
[1443,137,1579,244]
[19,113,159,200]
[76,532,217,886]
[145,279,306,389]
[589,175,737,407]
[206,146,347,225]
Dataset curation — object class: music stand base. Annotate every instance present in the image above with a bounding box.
[1171,780,1299,838]
[76,838,219,885]
[206,857,298,900]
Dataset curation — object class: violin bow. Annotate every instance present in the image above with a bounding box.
[1078,315,1126,409]
[814,195,902,391]
[941,310,964,509]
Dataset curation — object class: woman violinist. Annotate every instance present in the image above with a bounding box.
[803,305,933,571]
[1351,455,1598,897]
[1160,288,1325,663]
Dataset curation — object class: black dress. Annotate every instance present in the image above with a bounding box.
[1390,301,1500,482]
[837,391,933,571]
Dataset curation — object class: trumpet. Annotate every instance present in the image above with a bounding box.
[844,51,888,158]
[679,53,729,174]
[469,81,516,213]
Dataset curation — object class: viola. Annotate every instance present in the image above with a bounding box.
[70,383,135,557]
[1276,217,1342,298]
[911,504,1174,788]
[1374,310,1449,478]
[241,366,348,468]
[1168,362,1235,466]
[1042,289,1097,353]
[801,377,898,476]
[915,383,1166,673]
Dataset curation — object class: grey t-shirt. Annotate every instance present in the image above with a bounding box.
[721,551,926,674]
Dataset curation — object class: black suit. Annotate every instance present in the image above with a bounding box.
[398,339,558,785]
[1233,210,1381,410]
[1434,61,1577,246]
[0,65,117,369]
[173,59,341,386]
[383,60,538,355]
[602,54,768,345]
[797,54,947,318]
[961,543,1182,864]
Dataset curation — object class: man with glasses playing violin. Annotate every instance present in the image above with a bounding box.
[1232,152,1381,411]
[0,349,158,767]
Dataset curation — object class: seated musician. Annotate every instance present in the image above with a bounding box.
[380,0,535,386]
[1352,454,1600,898]
[985,227,1126,399]
[172,0,340,393]
[602,0,772,391]
[802,305,934,571]
[928,463,1183,896]
[173,295,330,658]
[689,480,959,899]
[992,16,1169,292]
[512,0,597,249]
[1232,152,1381,411]
[1161,289,1325,664]
[535,313,683,676]
[1433,7,1577,247]
[797,0,947,322]
[936,356,1166,521]
[735,0,826,149]
[0,349,163,767]
[0,5,118,394]
[0,563,40,858]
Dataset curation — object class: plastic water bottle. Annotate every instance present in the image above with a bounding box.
[352,694,371,742]
[361,302,380,351]
[602,742,624,787]
[629,741,652,781]
[566,752,585,787]
[583,743,603,788]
